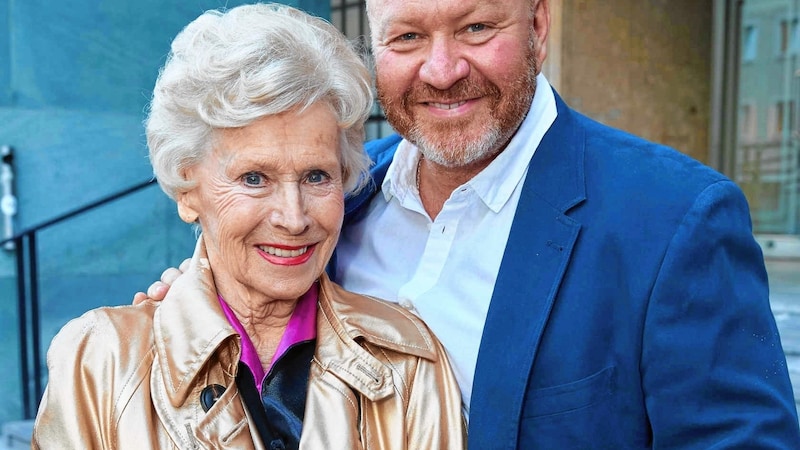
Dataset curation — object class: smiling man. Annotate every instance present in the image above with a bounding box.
[334,0,800,447]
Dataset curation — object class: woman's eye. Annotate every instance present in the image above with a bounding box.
[242,172,265,186]
[306,170,329,184]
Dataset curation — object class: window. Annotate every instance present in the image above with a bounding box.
[743,24,759,60]
[778,18,800,55]
[780,19,790,54]
[769,101,783,139]
[743,24,759,62]
[768,100,796,140]
[330,0,391,140]
[739,103,758,143]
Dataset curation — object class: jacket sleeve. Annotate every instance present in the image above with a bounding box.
[405,337,467,449]
[32,309,141,449]
[641,179,800,448]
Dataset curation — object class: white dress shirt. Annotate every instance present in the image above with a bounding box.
[336,74,557,418]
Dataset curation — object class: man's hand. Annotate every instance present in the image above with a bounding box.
[132,258,192,305]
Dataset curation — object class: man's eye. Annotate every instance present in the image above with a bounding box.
[467,23,486,33]
[243,172,264,186]
[398,33,418,41]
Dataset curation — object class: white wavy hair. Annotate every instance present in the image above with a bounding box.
[146,2,374,199]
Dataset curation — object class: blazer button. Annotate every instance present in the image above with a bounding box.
[200,384,226,412]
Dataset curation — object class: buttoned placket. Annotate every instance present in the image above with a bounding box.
[396,186,474,313]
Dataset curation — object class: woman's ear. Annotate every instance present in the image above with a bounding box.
[177,190,200,224]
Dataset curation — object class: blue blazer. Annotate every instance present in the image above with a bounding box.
[339,91,800,448]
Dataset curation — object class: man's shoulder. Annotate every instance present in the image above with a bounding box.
[364,134,402,167]
[572,112,729,193]
[342,134,402,219]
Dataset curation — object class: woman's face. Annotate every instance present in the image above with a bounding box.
[178,103,344,307]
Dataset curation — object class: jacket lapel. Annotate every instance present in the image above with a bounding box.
[468,91,586,449]
[315,275,438,401]
[341,92,587,449]
[151,237,258,448]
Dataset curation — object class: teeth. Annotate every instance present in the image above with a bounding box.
[430,100,468,110]
[259,246,308,257]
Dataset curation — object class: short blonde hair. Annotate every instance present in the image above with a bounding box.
[146,3,374,199]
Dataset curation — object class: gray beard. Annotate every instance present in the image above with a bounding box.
[408,124,503,168]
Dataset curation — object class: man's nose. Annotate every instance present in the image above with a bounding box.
[419,38,469,90]
[269,184,311,235]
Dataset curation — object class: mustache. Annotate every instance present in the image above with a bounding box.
[403,78,501,106]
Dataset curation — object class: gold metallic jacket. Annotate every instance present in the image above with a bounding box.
[32,238,466,449]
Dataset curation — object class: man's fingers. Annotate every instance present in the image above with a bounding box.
[136,259,190,304]
[160,267,183,286]
[178,257,191,273]
[146,281,169,301]
[132,292,149,305]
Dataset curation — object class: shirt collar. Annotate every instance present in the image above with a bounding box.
[381,74,558,212]
[218,282,318,391]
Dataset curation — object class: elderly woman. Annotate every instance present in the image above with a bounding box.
[31,3,465,449]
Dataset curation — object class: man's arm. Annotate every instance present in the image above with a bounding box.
[642,180,800,447]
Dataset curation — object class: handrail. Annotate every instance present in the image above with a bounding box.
[4,178,158,419]
[0,179,157,247]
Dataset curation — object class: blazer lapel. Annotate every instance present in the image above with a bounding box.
[468,91,586,449]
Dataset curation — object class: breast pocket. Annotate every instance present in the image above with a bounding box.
[523,365,615,418]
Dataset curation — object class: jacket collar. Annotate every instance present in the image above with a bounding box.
[314,274,438,401]
[153,237,240,407]
[154,237,440,406]
[344,90,584,224]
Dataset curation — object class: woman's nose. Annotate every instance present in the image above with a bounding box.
[269,184,311,235]
[419,38,470,90]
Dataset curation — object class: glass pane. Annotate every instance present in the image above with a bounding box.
[737,0,800,236]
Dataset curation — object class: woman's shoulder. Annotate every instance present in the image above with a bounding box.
[47,302,159,378]
[54,302,157,343]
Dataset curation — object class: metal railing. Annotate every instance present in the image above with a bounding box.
[0,179,158,419]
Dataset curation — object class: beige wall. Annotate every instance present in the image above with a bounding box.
[546,0,713,162]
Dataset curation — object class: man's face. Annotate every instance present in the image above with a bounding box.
[369,0,548,168]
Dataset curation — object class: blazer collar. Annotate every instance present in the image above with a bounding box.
[468,89,586,449]
[523,90,586,213]
[345,92,584,218]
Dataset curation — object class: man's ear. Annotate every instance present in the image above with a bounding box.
[177,190,199,224]
[533,0,551,67]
